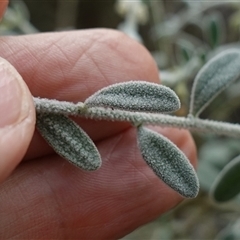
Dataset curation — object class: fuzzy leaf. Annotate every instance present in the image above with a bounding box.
[36,113,101,171]
[85,81,180,113]
[137,126,199,198]
[210,155,240,202]
[190,50,240,116]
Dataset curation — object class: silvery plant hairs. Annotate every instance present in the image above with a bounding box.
[34,80,199,199]
[34,49,240,200]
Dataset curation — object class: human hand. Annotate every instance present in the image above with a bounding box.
[0,2,197,239]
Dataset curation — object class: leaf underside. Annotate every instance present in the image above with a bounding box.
[211,155,240,202]
[190,50,240,116]
[137,126,199,198]
[85,81,180,113]
[36,113,101,171]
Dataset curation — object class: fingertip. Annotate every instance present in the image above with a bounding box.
[0,58,35,182]
[0,29,161,101]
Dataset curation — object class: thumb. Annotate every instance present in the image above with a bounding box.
[0,57,35,183]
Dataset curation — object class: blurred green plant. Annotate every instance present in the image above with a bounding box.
[0,0,38,35]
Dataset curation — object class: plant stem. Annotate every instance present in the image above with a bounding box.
[34,97,240,138]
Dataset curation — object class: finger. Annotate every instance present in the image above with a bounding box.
[0,58,35,183]
[0,29,160,159]
[0,29,159,100]
[0,0,8,19]
[0,127,196,239]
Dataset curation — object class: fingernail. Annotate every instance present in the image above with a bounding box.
[0,63,29,128]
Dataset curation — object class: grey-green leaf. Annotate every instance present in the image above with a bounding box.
[210,155,240,202]
[36,113,101,171]
[189,50,240,116]
[85,81,180,113]
[137,126,199,198]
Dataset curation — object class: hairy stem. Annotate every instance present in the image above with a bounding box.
[34,97,240,138]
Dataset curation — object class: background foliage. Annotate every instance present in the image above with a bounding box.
[5,0,240,239]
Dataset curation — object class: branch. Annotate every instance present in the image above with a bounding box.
[34,97,240,138]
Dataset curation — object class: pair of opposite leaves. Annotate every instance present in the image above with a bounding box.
[36,81,199,199]
[36,48,240,200]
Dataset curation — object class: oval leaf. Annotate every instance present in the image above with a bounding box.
[210,155,240,202]
[85,81,180,113]
[36,113,101,171]
[137,126,199,198]
[190,50,240,116]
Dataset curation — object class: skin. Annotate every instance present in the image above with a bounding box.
[0,1,197,239]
